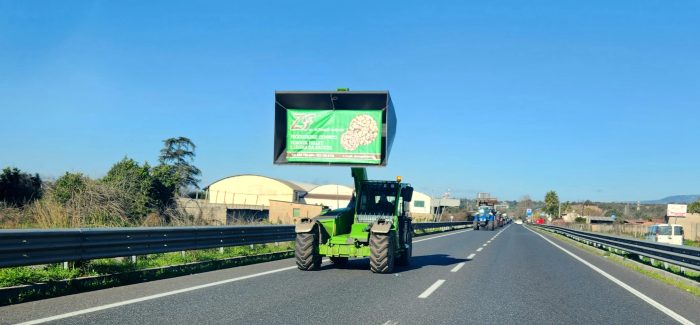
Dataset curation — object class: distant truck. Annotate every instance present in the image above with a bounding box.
[645,224,684,246]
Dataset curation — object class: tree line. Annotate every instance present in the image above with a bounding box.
[0,137,201,228]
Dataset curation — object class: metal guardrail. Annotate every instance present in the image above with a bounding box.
[534,225,700,272]
[0,222,470,268]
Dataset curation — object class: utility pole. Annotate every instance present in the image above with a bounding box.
[558,202,561,219]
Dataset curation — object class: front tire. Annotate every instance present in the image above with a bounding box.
[396,228,412,266]
[370,232,395,273]
[295,231,321,271]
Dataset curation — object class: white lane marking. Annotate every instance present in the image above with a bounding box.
[413,229,471,243]
[16,265,299,325]
[525,227,694,325]
[476,247,483,252]
[418,279,446,298]
[467,253,476,260]
[450,262,466,273]
[382,321,399,325]
[482,244,488,247]
[18,229,471,324]
[487,240,492,243]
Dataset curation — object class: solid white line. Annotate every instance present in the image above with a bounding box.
[450,262,466,273]
[467,253,476,260]
[418,279,446,298]
[476,247,483,252]
[413,229,470,243]
[16,265,299,325]
[524,227,693,325]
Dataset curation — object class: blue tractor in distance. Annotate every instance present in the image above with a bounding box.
[473,193,499,231]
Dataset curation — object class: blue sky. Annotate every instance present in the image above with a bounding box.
[1,1,698,202]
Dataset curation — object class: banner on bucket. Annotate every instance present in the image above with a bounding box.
[286,109,382,164]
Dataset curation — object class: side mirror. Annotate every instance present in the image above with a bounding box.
[401,186,414,202]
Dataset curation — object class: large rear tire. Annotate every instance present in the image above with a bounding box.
[295,231,321,271]
[370,232,395,273]
[396,228,412,266]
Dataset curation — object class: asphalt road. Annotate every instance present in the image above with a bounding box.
[1,225,698,325]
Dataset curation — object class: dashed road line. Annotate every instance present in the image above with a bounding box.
[476,247,483,252]
[467,253,476,260]
[450,262,466,273]
[418,280,446,298]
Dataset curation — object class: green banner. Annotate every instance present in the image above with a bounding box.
[286,109,382,164]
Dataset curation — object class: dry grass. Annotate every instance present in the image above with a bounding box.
[2,181,227,229]
[28,181,132,228]
[0,204,31,229]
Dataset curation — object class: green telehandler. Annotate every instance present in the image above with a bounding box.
[273,90,409,273]
[295,167,414,273]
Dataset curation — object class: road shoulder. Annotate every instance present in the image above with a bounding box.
[529,225,700,324]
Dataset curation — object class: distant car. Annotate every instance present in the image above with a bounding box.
[515,219,523,225]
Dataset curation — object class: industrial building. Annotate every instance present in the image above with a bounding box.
[206,174,315,207]
[410,191,432,220]
[201,174,459,224]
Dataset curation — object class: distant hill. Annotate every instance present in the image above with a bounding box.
[642,195,700,204]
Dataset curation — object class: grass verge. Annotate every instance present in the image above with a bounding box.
[0,243,293,305]
[530,226,700,297]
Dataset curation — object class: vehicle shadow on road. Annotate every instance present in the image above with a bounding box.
[323,254,468,273]
[395,254,469,272]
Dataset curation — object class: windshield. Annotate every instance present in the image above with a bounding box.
[657,226,671,236]
[356,182,398,216]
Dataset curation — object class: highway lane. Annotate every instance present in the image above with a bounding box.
[398,225,698,324]
[2,225,698,324]
[0,228,481,324]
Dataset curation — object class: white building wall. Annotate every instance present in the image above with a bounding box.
[410,191,432,215]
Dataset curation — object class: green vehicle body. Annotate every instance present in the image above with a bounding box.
[295,167,414,273]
